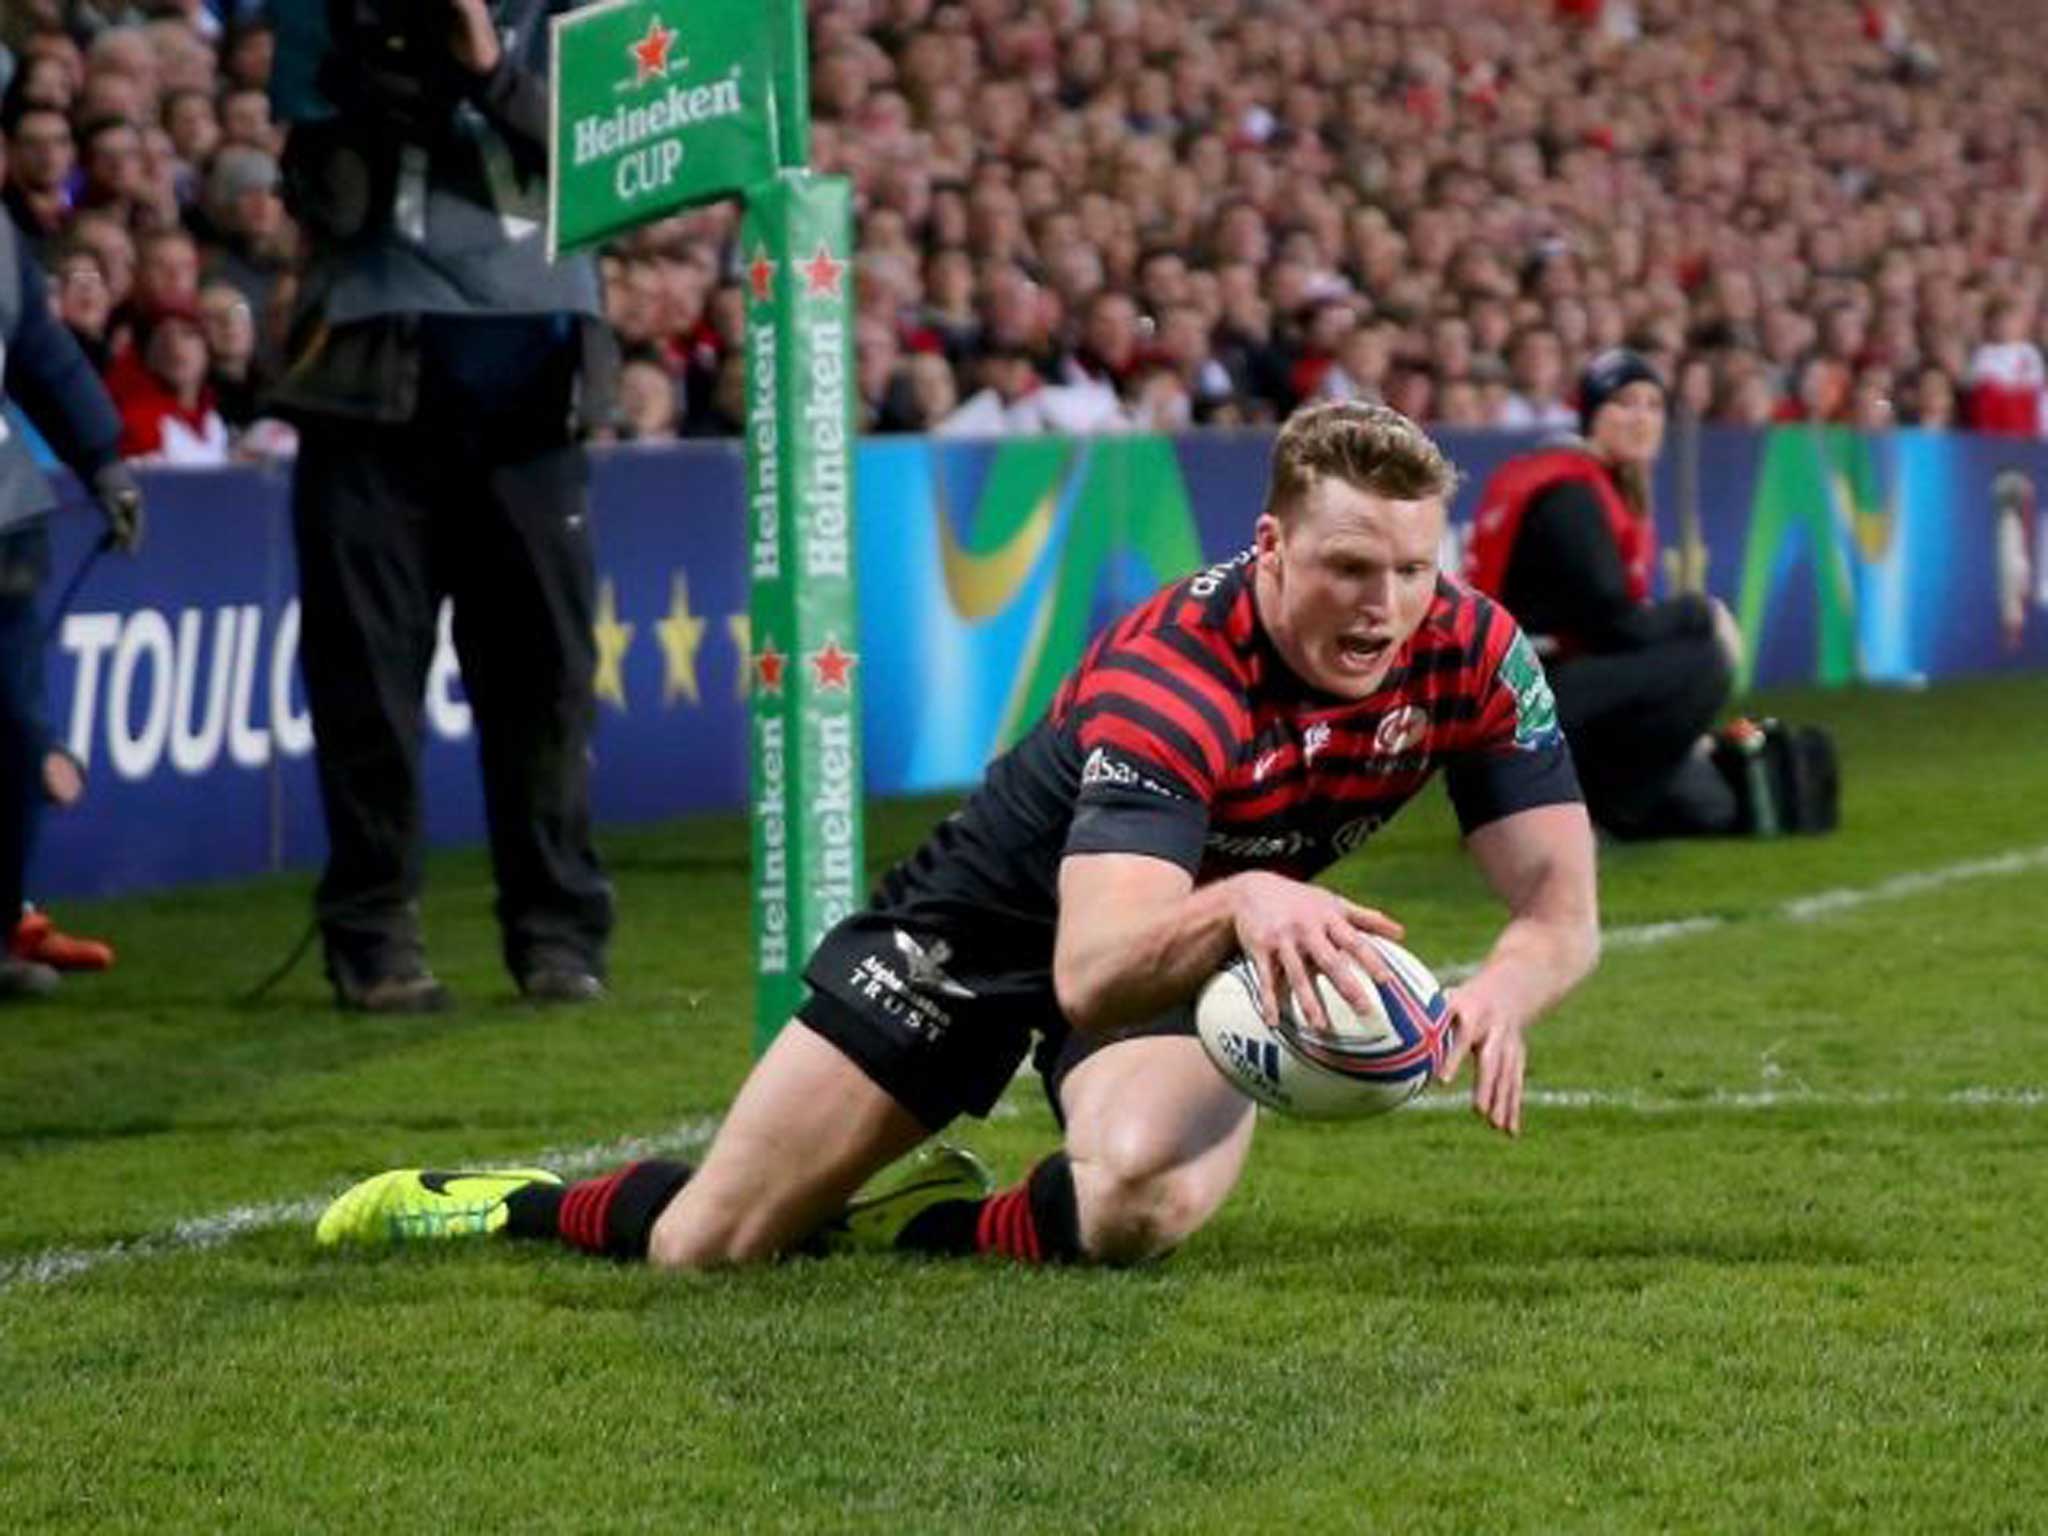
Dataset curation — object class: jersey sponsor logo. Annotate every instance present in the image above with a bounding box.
[1205,827,1313,859]
[1186,550,1251,598]
[1500,631,1561,750]
[892,930,976,999]
[1303,720,1333,763]
[1080,746,1179,798]
[1373,706,1428,757]
[1331,812,1386,856]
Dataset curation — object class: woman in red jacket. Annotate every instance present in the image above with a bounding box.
[1465,350,1744,837]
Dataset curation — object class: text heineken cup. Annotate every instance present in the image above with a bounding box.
[547,0,785,256]
[744,173,863,1048]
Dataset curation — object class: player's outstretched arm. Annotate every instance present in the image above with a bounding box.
[1053,854,1403,1037]
[1437,802,1601,1137]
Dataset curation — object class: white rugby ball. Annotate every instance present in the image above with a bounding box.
[1195,937,1453,1120]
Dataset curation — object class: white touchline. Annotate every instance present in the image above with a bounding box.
[0,1117,721,1296]
[1407,1086,2048,1114]
[6,843,2048,1297]
[1436,841,2048,981]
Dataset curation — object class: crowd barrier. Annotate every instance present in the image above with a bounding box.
[34,424,2048,899]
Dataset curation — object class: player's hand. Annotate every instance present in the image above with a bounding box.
[1436,979,1529,1137]
[1228,871,1403,1039]
[448,0,503,75]
[90,463,145,555]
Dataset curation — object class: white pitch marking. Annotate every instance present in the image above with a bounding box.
[0,1117,720,1296]
[8,845,2048,1296]
[1438,842,2048,981]
[1407,1087,2048,1114]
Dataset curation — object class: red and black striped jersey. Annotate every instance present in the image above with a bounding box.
[871,552,1579,940]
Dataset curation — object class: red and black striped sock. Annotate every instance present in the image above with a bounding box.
[504,1160,693,1261]
[897,1152,1083,1264]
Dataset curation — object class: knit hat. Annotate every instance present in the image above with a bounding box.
[1577,347,1665,436]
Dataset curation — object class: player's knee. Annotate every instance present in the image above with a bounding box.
[644,1198,782,1271]
[1075,1131,1217,1265]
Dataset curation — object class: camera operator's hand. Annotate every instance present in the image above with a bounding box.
[1707,596,1745,676]
[90,463,145,556]
[448,0,504,76]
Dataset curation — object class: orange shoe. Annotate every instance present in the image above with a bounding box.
[11,907,115,972]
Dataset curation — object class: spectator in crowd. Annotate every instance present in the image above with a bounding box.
[941,341,1126,438]
[76,115,159,232]
[112,298,228,463]
[681,349,746,438]
[1904,365,1958,429]
[196,278,260,428]
[130,224,197,315]
[895,349,959,432]
[65,210,134,312]
[15,0,2048,458]
[196,144,286,329]
[1464,351,1742,839]
[50,242,114,372]
[612,351,679,443]
[2,99,75,260]
[1964,298,2044,435]
[1497,327,1576,433]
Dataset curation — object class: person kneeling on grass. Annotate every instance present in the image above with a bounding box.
[317,403,1601,1268]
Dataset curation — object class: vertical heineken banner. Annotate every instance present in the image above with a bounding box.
[548,0,793,257]
[743,173,862,1048]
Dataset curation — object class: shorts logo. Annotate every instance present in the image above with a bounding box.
[1373,706,1428,756]
[892,930,976,999]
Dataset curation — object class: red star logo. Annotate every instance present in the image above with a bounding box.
[630,18,676,85]
[747,246,777,304]
[754,640,786,696]
[809,637,858,691]
[801,242,845,299]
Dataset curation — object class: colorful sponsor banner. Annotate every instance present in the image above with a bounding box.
[31,426,2048,903]
[547,0,794,256]
[741,173,861,1048]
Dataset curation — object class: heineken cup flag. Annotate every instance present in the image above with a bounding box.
[549,0,789,256]
[744,173,862,1048]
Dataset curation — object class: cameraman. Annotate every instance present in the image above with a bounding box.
[271,0,615,1011]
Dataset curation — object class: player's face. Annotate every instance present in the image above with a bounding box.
[1589,380,1666,468]
[1254,476,1445,699]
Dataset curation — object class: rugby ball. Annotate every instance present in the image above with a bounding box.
[1195,937,1453,1120]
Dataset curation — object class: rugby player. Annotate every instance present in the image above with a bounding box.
[317,402,1601,1267]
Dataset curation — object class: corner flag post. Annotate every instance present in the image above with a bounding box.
[550,0,862,1054]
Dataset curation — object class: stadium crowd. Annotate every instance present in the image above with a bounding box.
[7,0,2048,453]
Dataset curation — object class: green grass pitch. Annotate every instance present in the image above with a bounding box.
[3,675,2046,1532]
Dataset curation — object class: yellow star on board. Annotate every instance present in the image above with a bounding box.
[592,579,635,710]
[727,613,752,699]
[656,571,707,707]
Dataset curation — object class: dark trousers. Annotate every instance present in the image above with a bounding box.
[291,413,613,984]
[0,522,47,932]
[1550,635,1735,838]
